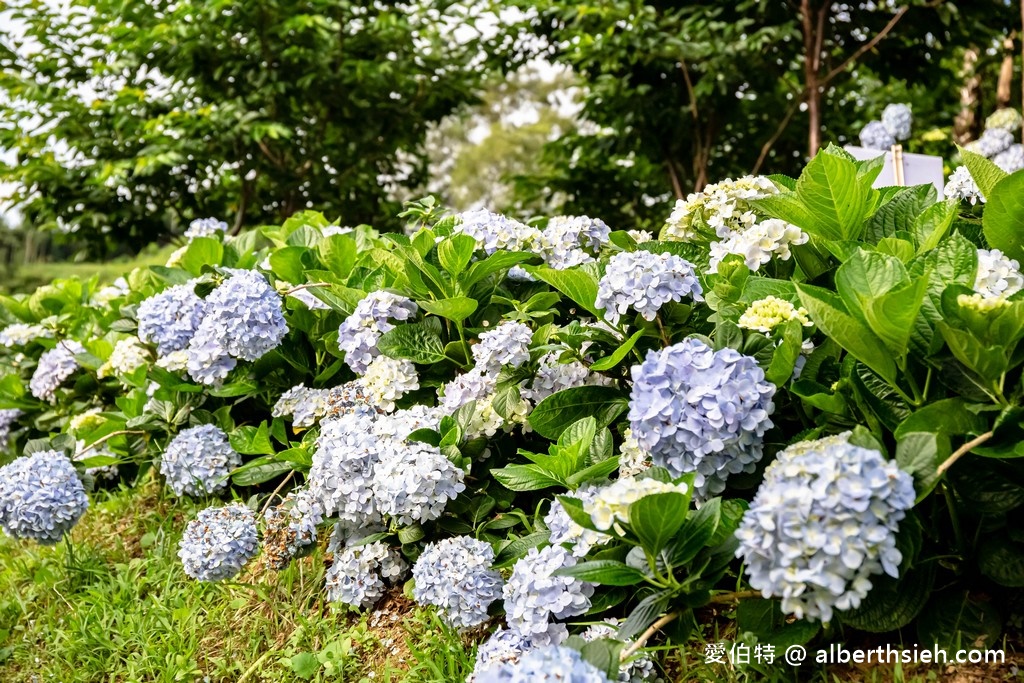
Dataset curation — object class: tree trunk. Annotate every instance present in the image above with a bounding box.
[997,36,1015,108]
[800,0,827,158]
[954,47,981,144]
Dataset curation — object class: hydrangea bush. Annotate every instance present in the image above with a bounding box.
[3,148,1024,677]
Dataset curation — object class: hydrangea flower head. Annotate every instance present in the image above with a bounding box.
[975,248,1024,299]
[454,209,541,255]
[178,503,258,581]
[160,424,242,497]
[503,545,595,642]
[100,337,151,378]
[372,441,465,525]
[0,409,21,452]
[662,176,778,242]
[325,540,407,609]
[524,351,614,403]
[738,296,812,333]
[308,411,383,526]
[584,477,689,533]
[881,103,912,141]
[581,619,662,683]
[472,321,534,373]
[137,281,207,356]
[0,323,52,347]
[943,167,985,205]
[537,215,611,269]
[628,338,775,499]
[545,484,610,557]
[262,488,324,570]
[858,121,895,151]
[184,217,228,240]
[439,368,497,412]
[30,341,86,402]
[338,291,418,373]
[994,144,1024,173]
[977,128,1014,157]
[595,250,703,325]
[0,450,88,544]
[618,428,652,477]
[473,645,611,683]
[735,432,915,622]
[708,219,808,272]
[360,355,419,412]
[272,384,331,428]
[986,107,1023,133]
[412,536,504,629]
[190,270,287,364]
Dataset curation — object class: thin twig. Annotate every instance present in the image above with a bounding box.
[937,431,994,475]
[821,6,909,84]
[259,471,295,516]
[77,430,148,457]
[753,100,801,174]
[284,282,330,295]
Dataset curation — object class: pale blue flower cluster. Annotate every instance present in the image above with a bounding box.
[412,536,504,629]
[137,281,207,356]
[186,270,287,385]
[308,411,383,527]
[880,103,912,141]
[372,441,466,526]
[994,144,1024,173]
[545,484,609,557]
[439,368,496,412]
[537,216,611,269]
[735,432,916,623]
[472,321,534,374]
[325,540,407,609]
[0,409,21,451]
[454,209,540,255]
[29,341,86,402]
[858,121,895,151]
[628,338,775,499]
[595,250,703,325]
[178,503,259,581]
[523,351,613,403]
[159,424,242,497]
[474,645,611,683]
[503,545,594,643]
[337,291,418,373]
[977,128,1014,158]
[581,619,661,683]
[262,488,324,570]
[0,450,88,545]
[184,217,228,240]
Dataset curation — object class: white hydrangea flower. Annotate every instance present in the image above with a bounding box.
[472,321,534,374]
[523,351,613,404]
[184,217,228,240]
[662,176,779,242]
[272,384,331,428]
[585,478,689,533]
[92,277,129,307]
[536,215,610,269]
[156,350,190,372]
[373,404,443,442]
[502,545,594,643]
[958,292,1011,313]
[178,504,259,582]
[627,229,653,243]
[0,323,53,347]
[618,428,652,478]
[738,296,812,333]
[595,250,703,324]
[325,540,407,609]
[709,219,808,272]
[454,209,542,254]
[943,167,985,205]
[99,337,151,378]
[994,144,1024,173]
[359,355,419,412]
[880,103,912,141]
[975,248,1024,299]
[439,368,497,413]
[372,442,465,525]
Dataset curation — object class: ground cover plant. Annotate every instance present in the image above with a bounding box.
[2,147,1024,681]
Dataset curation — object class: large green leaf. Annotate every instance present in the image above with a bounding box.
[978,536,1024,587]
[438,234,478,276]
[629,492,690,556]
[553,560,646,586]
[841,563,935,633]
[736,599,820,647]
[863,184,935,244]
[528,386,628,440]
[418,297,478,322]
[527,264,603,318]
[959,147,1007,199]
[918,591,1002,651]
[862,275,929,358]
[982,170,1024,262]
[834,249,907,323]
[229,423,275,456]
[179,237,224,276]
[895,431,949,501]
[911,199,957,253]
[376,322,447,364]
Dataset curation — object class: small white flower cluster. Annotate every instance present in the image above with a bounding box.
[0,450,89,545]
[943,166,985,205]
[617,428,652,477]
[178,503,259,582]
[595,250,703,325]
[184,217,228,240]
[957,292,1010,313]
[411,536,504,629]
[325,540,407,609]
[454,209,541,255]
[536,215,611,269]
[581,619,662,683]
[359,355,420,412]
[372,404,442,442]
[337,291,418,374]
[584,477,689,533]
[272,384,331,428]
[545,484,610,557]
[523,351,613,404]
[708,219,809,273]
[662,176,779,242]
[0,323,52,347]
[737,296,812,333]
[262,488,324,570]
[99,337,151,379]
[30,341,86,402]
[91,277,129,308]
[159,424,242,497]
[502,545,595,644]
[975,248,1024,300]
[472,321,534,374]
[372,441,466,526]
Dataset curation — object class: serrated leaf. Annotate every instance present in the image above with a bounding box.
[553,560,645,586]
[376,323,447,364]
[418,297,478,322]
[959,147,1007,199]
[982,170,1024,262]
[438,234,477,276]
[629,492,690,556]
[590,328,644,371]
[528,386,628,440]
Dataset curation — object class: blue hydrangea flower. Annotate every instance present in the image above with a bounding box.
[595,250,703,325]
[338,291,418,374]
[581,619,662,683]
[881,103,912,141]
[735,432,916,623]
[0,450,88,545]
[325,540,407,609]
[858,121,895,150]
[29,340,86,402]
[262,487,324,570]
[537,216,611,269]
[178,503,258,581]
[977,128,1014,157]
[137,281,207,356]
[473,645,611,683]
[994,144,1024,173]
[412,536,504,629]
[454,209,541,255]
[184,324,237,385]
[524,351,613,403]
[472,321,534,374]
[439,368,497,412]
[372,441,465,526]
[502,545,594,643]
[184,217,228,240]
[0,409,21,452]
[628,338,775,499]
[159,424,242,497]
[308,411,384,527]
[545,484,609,557]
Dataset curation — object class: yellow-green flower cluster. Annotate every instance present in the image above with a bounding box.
[957,292,1011,313]
[738,296,812,333]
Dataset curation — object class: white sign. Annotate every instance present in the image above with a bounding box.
[845,146,945,195]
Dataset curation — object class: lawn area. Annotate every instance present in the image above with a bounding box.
[1,244,179,293]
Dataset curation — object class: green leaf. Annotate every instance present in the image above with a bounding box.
[229,423,275,456]
[492,464,564,491]
[978,536,1024,587]
[377,322,447,364]
[629,492,690,556]
[269,246,312,283]
[590,328,644,371]
[527,264,602,318]
[290,652,320,679]
[840,562,935,633]
[862,275,929,358]
[895,399,988,439]
[418,297,478,322]
[663,496,720,567]
[736,599,820,648]
[579,639,624,681]
[959,147,1007,199]
[617,590,672,641]
[493,531,550,568]
[911,199,957,253]
[895,431,949,502]
[231,459,293,486]
[982,170,1024,262]
[765,318,804,385]
[438,234,477,276]
[834,249,907,322]
[796,284,896,383]
[918,591,1002,651]
[553,560,645,586]
[462,252,534,289]
[528,386,628,440]
[317,233,357,279]
[864,184,935,243]
[179,237,224,276]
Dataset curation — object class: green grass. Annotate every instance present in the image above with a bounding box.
[1,244,179,293]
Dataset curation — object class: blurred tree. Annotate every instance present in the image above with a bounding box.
[0,0,490,255]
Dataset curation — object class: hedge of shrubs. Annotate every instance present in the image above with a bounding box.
[1,145,1023,680]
